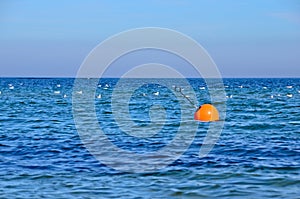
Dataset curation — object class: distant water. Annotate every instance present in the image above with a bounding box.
[0,78,299,198]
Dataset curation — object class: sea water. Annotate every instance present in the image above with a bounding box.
[0,78,299,198]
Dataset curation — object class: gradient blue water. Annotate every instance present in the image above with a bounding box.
[0,78,299,198]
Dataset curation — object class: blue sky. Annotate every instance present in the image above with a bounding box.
[0,0,299,77]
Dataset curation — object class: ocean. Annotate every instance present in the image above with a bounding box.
[0,78,299,198]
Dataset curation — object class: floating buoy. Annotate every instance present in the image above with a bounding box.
[194,104,219,122]
[173,86,220,122]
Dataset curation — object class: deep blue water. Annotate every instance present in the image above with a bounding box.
[0,78,299,198]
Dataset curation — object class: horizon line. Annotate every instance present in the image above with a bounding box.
[0,76,299,79]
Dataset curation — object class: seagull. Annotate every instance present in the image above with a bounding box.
[54,91,60,94]
[8,84,14,90]
[76,91,83,94]
[153,91,159,96]
[96,94,102,99]
[286,86,293,89]
[287,94,293,98]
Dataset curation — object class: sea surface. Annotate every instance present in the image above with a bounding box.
[0,78,299,198]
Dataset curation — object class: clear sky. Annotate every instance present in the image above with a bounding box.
[0,0,299,77]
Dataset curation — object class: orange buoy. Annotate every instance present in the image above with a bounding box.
[194,104,219,122]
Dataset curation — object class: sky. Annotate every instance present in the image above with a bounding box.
[0,0,299,77]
